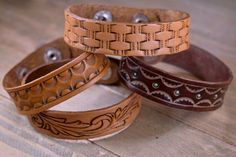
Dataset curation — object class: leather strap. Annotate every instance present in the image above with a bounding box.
[23,58,141,140]
[3,38,110,115]
[28,93,141,140]
[64,4,190,56]
[119,45,233,111]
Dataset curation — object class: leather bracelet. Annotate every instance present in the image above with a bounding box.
[119,45,233,111]
[2,38,110,115]
[64,4,190,56]
[28,93,141,140]
[23,59,141,140]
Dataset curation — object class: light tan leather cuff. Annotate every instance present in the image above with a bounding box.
[2,38,110,115]
[64,4,190,56]
[28,92,141,140]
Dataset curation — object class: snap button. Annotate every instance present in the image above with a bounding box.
[94,10,112,22]
[17,67,28,80]
[132,13,149,23]
[44,48,62,63]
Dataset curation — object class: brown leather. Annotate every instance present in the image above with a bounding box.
[64,4,190,56]
[2,38,110,115]
[119,45,233,111]
[22,60,141,140]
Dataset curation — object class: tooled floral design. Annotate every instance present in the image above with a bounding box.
[30,96,140,138]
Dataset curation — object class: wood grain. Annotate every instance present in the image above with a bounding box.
[0,0,235,157]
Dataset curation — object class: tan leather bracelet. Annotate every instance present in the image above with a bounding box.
[28,93,141,140]
[64,4,190,56]
[2,38,110,115]
[22,59,141,140]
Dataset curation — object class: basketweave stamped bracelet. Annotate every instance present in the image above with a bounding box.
[118,45,233,111]
[2,38,110,115]
[64,4,190,56]
[23,58,141,140]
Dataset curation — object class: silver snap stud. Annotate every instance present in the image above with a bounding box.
[44,48,62,63]
[131,72,138,79]
[94,10,112,22]
[17,67,28,79]
[174,90,180,96]
[196,94,202,100]
[213,94,218,99]
[152,82,159,89]
[132,13,149,23]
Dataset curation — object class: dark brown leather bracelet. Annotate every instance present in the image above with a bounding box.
[2,38,110,115]
[119,45,233,111]
[23,59,141,140]
[64,4,190,56]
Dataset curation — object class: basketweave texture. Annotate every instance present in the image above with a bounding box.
[64,10,190,56]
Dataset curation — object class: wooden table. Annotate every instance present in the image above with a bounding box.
[0,0,235,156]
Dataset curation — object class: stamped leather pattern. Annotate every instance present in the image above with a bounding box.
[64,4,190,56]
[119,45,233,111]
[28,93,141,140]
[3,38,110,115]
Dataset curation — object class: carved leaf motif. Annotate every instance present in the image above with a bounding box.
[31,98,140,138]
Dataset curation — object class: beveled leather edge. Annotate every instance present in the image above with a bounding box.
[64,4,190,56]
[2,38,110,115]
[118,45,233,111]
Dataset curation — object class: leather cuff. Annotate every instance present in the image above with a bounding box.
[23,58,141,140]
[64,4,190,56]
[2,38,110,115]
[119,45,233,111]
[28,92,141,140]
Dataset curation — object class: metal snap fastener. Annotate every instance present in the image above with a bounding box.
[93,10,112,22]
[44,48,62,63]
[152,82,159,89]
[213,94,218,99]
[174,90,180,96]
[17,67,28,80]
[132,13,149,23]
[131,72,138,79]
[196,94,202,100]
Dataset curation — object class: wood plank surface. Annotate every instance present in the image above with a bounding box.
[0,0,235,157]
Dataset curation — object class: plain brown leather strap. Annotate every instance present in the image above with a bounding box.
[23,58,141,140]
[64,4,190,56]
[119,45,233,111]
[2,38,110,115]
